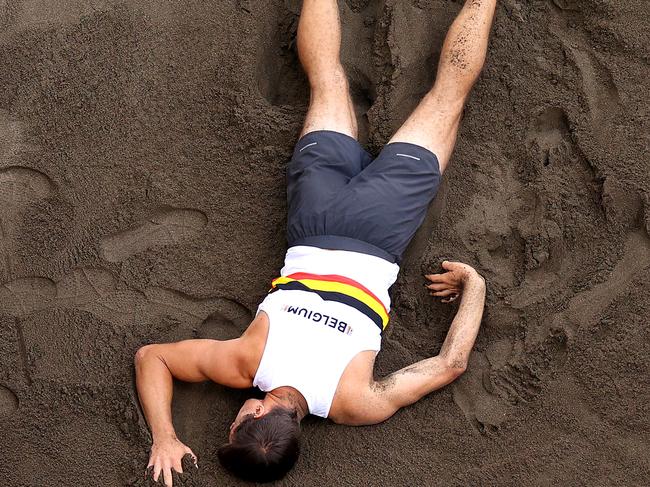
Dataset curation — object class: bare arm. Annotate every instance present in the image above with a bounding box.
[134,339,250,486]
[348,262,486,426]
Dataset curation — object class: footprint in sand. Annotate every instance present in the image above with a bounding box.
[548,1,621,131]
[527,106,572,167]
[0,166,53,206]
[0,167,55,276]
[197,304,252,341]
[2,266,252,384]
[0,266,251,333]
[0,110,55,277]
[487,232,649,409]
[0,384,18,416]
[0,276,56,316]
[99,208,207,263]
[452,350,511,435]
[255,2,308,107]
[555,231,650,337]
[145,286,252,337]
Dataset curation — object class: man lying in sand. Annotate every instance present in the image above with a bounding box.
[135,0,496,484]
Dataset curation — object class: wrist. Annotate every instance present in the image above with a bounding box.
[464,272,485,289]
[152,428,177,443]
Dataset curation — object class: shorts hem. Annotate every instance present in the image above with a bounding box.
[381,141,441,175]
[296,129,360,148]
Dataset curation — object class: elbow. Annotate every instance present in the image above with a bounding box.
[448,366,466,381]
[444,357,467,380]
[134,344,158,366]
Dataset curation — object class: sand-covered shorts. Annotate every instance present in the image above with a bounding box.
[286,130,441,264]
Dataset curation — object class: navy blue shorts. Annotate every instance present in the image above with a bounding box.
[286,130,441,264]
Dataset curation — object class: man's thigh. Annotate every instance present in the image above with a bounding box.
[388,89,465,173]
[328,142,442,263]
[286,130,372,246]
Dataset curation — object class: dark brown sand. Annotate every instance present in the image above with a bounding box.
[1,0,649,485]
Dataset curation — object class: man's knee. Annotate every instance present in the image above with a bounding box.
[302,63,356,138]
[427,84,468,116]
[309,64,349,94]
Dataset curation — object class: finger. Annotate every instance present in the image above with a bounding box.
[163,465,173,487]
[432,289,459,297]
[426,283,450,291]
[442,294,460,303]
[443,260,477,277]
[153,461,162,482]
[186,448,199,468]
[172,457,183,474]
[442,260,464,271]
[425,273,450,283]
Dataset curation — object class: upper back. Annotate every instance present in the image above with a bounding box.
[252,289,382,418]
[248,245,400,418]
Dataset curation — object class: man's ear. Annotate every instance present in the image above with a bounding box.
[253,403,265,418]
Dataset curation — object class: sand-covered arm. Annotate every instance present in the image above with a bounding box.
[345,262,486,426]
[134,339,251,486]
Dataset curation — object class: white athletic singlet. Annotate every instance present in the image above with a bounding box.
[253,246,399,418]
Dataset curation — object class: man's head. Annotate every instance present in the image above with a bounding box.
[218,399,301,482]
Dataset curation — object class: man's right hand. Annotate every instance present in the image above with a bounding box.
[147,436,197,487]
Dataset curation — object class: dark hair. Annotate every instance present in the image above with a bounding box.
[217,407,301,483]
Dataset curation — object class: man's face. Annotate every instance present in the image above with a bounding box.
[229,398,264,442]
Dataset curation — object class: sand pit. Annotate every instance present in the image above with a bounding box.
[1,0,649,485]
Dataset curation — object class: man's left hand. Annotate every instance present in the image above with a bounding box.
[424,261,483,303]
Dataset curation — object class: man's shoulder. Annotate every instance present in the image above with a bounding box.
[239,311,271,381]
[328,349,378,423]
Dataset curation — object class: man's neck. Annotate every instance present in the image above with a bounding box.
[264,387,309,421]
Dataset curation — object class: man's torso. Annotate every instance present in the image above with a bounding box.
[241,310,379,422]
[239,246,399,419]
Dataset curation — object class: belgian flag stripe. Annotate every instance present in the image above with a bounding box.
[270,273,389,331]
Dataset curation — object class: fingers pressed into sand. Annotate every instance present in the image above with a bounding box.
[153,462,162,482]
[427,282,451,291]
[432,289,459,297]
[188,449,198,467]
[425,273,451,283]
[163,465,173,487]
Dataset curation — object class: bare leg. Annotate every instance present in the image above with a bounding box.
[389,0,497,172]
[298,0,357,139]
